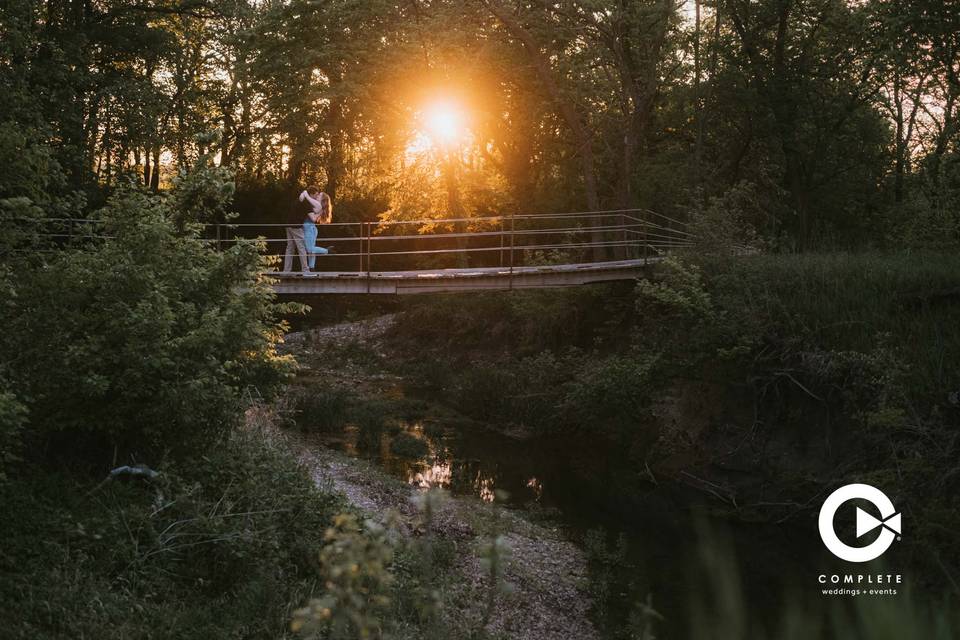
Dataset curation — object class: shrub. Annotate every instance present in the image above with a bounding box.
[169,133,235,229]
[0,181,294,461]
[686,180,773,256]
[296,388,350,432]
[453,365,517,422]
[0,386,26,483]
[292,514,396,639]
[560,354,657,432]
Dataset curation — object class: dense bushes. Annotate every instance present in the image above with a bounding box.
[0,183,294,462]
[390,283,636,356]
[699,252,960,408]
[0,166,340,638]
[395,252,960,438]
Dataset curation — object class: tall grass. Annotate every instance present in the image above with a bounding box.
[702,252,960,407]
[687,520,958,640]
[0,425,344,639]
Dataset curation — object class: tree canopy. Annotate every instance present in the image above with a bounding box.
[1,0,957,246]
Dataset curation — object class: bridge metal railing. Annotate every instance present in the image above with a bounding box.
[8,209,695,276]
[207,209,694,275]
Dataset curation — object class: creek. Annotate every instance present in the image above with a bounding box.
[298,387,828,637]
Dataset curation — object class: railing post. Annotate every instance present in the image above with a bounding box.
[216,222,222,252]
[366,222,372,293]
[509,212,515,290]
[621,213,626,261]
[499,218,505,268]
[357,222,364,273]
[643,226,648,267]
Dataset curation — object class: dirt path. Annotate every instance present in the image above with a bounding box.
[279,315,600,640]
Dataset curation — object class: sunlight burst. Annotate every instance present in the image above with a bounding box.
[423,99,467,145]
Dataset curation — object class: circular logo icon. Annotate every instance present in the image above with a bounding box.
[818,483,901,563]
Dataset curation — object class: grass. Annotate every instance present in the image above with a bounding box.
[295,387,350,431]
[701,252,960,408]
[0,426,344,640]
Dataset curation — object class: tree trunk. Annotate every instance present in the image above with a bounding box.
[694,0,703,188]
[325,78,347,202]
[893,73,905,204]
[151,146,161,190]
[481,0,604,259]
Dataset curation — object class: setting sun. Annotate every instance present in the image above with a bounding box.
[423,99,468,145]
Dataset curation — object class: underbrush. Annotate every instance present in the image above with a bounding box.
[685,522,959,640]
[391,251,960,438]
[0,426,343,640]
[390,281,637,356]
[698,252,960,409]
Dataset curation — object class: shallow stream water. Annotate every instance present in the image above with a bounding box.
[305,404,832,638]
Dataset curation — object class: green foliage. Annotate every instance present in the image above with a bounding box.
[398,489,453,633]
[687,181,773,255]
[701,252,960,407]
[170,138,237,228]
[292,513,397,640]
[893,175,960,250]
[0,122,64,199]
[296,388,351,432]
[0,427,343,639]
[561,355,656,430]
[637,256,716,321]
[290,489,476,640]
[0,179,293,460]
[452,364,518,423]
[0,196,45,253]
[0,386,26,483]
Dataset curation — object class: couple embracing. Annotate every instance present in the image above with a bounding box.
[284,185,335,276]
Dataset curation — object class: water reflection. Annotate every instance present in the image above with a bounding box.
[409,461,451,489]
[319,418,549,507]
[526,476,543,500]
[475,474,495,503]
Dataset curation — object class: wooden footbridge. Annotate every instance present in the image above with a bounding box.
[247,210,691,295]
[24,209,694,295]
[271,259,661,295]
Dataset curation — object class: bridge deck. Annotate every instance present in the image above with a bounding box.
[270,258,657,295]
